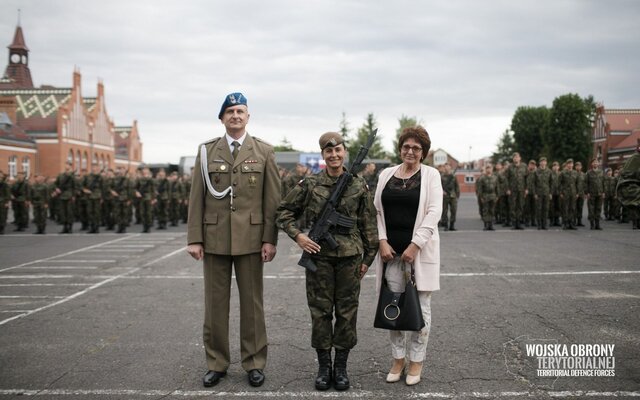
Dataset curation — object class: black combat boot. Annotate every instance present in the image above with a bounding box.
[315,349,332,391]
[143,225,150,233]
[483,222,488,231]
[66,224,73,234]
[488,222,495,231]
[595,220,602,230]
[577,218,585,227]
[448,222,456,231]
[590,220,594,230]
[333,349,350,391]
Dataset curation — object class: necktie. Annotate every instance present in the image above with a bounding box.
[231,141,240,160]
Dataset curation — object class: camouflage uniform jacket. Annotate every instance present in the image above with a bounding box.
[603,175,616,197]
[183,179,191,200]
[506,163,528,193]
[55,172,76,200]
[576,171,586,197]
[169,180,183,200]
[441,173,459,198]
[276,168,379,266]
[559,169,578,197]
[31,183,50,204]
[550,170,560,195]
[525,170,537,193]
[82,173,104,200]
[113,176,132,201]
[535,168,552,196]
[496,172,507,196]
[136,177,157,201]
[616,153,640,207]
[0,178,10,204]
[585,170,605,196]
[477,174,498,201]
[156,178,169,200]
[11,180,30,202]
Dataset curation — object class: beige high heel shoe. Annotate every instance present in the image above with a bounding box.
[386,358,405,383]
[405,361,423,385]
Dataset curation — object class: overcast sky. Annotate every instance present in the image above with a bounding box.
[1,0,638,163]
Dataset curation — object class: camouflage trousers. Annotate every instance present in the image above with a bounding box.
[496,195,509,223]
[12,201,29,229]
[537,194,550,224]
[78,199,89,228]
[306,255,361,350]
[113,200,130,229]
[87,198,102,229]
[33,203,47,231]
[139,199,153,229]
[156,198,169,225]
[481,197,496,223]
[58,198,74,225]
[575,196,585,222]
[441,197,457,225]
[587,195,604,221]
[524,193,537,224]
[169,199,180,225]
[562,194,576,223]
[509,191,525,223]
[550,194,561,222]
[0,204,8,232]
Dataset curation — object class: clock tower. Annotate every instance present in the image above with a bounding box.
[1,24,34,89]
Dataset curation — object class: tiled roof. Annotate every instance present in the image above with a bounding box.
[0,88,71,119]
[83,97,96,112]
[610,131,640,152]
[604,109,640,132]
[8,26,28,51]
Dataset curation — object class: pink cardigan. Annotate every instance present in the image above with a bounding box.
[372,164,443,292]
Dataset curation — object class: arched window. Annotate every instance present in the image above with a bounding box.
[76,150,81,172]
[81,152,88,170]
[8,155,17,178]
[22,157,30,178]
[93,153,99,168]
[67,150,74,169]
[101,155,105,169]
[106,155,110,168]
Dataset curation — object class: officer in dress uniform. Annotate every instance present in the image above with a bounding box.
[187,93,280,388]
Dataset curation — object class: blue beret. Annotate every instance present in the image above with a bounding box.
[218,92,247,119]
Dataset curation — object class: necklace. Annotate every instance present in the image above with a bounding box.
[400,164,418,189]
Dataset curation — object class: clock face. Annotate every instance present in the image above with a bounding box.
[21,55,27,64]
[10,54,20,63]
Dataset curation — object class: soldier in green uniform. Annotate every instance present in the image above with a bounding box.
[53,162,76,233]
[575,161,586,227]
[276,132,378,391]
[534,157,552,230]
[615,140,640,229]
[76,169,89,231]
[282,162,308,198]
[181,170,192,223]
[111,166,132,233]
[82,163,104,234]
[549,161,561,226]
[603,168,616,220]
[559,159,578,230]
[494,162,506,224]
[31,174,50,234]
[135,167,156,233]
[477,164,498,231]
[11,171,31,231]
[441,163,459,231]
[102,169,115,230]
[585,158,605,230]
[133,169,142,225]
[0,171,10,234]
[155,168,169,229]
[505,152,528,230]
[168,171,183,226]
[524,160,537,227]
[47,177,58,222]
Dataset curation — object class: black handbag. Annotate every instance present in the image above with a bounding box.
[374,260,425,331]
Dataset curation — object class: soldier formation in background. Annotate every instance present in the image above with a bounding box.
[0,162,192,235]
[472,151,638,231]
[439,163,459,231]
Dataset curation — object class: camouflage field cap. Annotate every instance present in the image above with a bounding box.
[575,161,582,167]
[566,158,574,164]
[529,159,537,165]
[319,132,344,150]
[539,157,547,162]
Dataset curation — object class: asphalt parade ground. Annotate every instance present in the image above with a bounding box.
[0,195,638,399]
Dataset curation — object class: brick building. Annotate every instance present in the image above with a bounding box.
[592,104,640,171]
[0,24,142,178]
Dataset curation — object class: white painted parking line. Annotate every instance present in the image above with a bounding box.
[0,235,138,273]
[18,266,99,270]
[101,244,155,248]
[0,274,79,279]
[86,249,145,252]
[0,283,91,287]
[0,295,65,299]
[0,310,33,313]
[0,389,637,398]
[142,247,187,267]
[44,260,117,263]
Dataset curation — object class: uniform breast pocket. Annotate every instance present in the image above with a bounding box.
[241,162,263,188]
[208,162,230,189]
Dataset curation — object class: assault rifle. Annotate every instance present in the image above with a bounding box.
[298,129,377,272]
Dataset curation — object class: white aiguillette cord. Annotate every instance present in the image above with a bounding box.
[200,144,234,207]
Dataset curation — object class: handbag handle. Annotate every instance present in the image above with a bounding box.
[382,259,417,287]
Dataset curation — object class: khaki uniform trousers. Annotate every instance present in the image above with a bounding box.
[203,252,267,372]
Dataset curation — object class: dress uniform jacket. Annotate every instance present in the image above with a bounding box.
[188,134,280,254]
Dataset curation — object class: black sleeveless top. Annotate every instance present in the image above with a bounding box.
[381,170,421,253]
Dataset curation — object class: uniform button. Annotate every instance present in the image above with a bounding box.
[233,182,237,186]
[233,168,237,173]
[233,194,237,198]
[231,207,236,212]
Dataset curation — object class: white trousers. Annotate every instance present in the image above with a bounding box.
[385,260,432,363]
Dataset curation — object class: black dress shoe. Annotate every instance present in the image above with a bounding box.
[248,369,265,387]
[203,370,226,387]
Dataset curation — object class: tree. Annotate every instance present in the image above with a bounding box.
[339,112,351,145]
[491,129,516,164]
[391,115,421,164]
[511,106,549,163]
[348,113,386,163]
[545,93,593,166]
[273,136,297,152]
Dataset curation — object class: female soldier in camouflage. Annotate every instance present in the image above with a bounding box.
[276,132,379,391]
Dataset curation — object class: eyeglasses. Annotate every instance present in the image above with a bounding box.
[401,145,423,153]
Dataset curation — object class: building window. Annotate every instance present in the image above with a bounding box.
[22,157,30,178]
[106,155,110,168]
[8,155,17,178]
[434,153,447,165]
[76,150,81,172]
[81,152,88,170]
[94,153,98,167]
[67,150,74,168]
[101,154,105,169]
[464,175,475,184]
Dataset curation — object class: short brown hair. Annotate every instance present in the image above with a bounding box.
[397,125,431,161]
